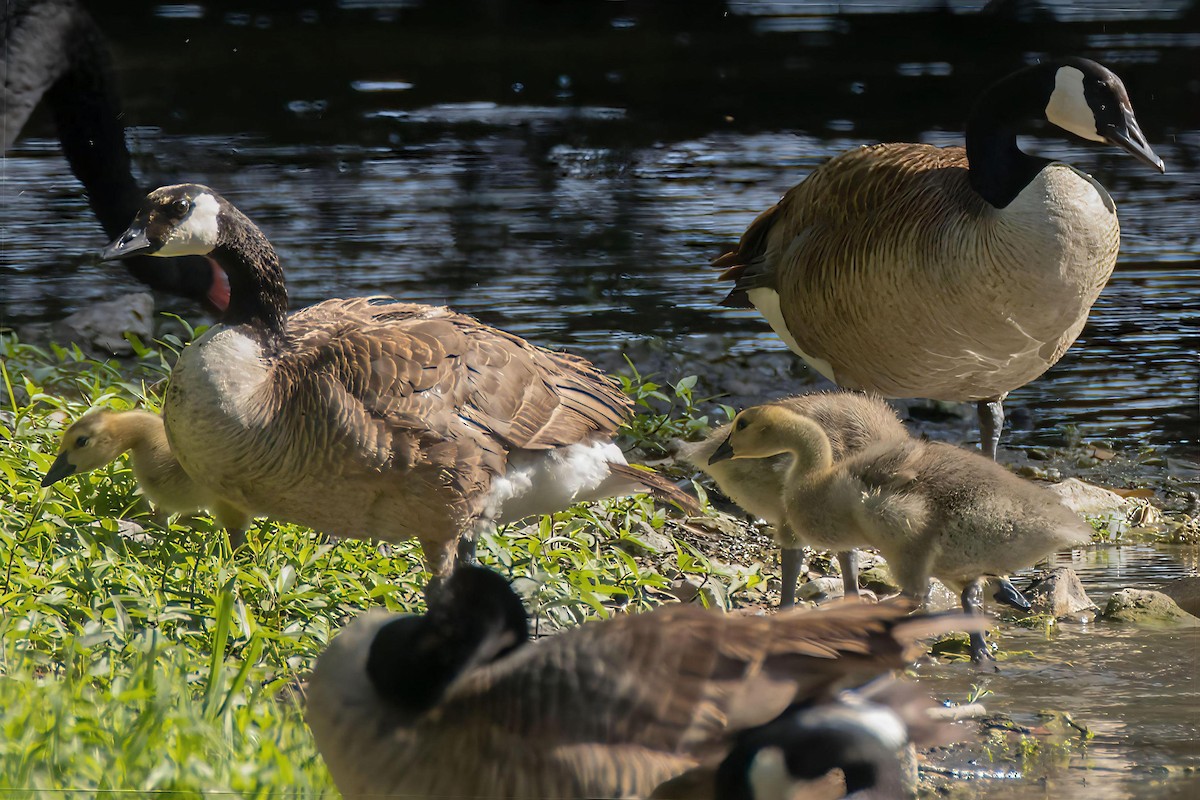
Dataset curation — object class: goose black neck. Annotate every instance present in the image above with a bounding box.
[211,210,289,333]
[965,65,1055,209]
[367,567,529,716]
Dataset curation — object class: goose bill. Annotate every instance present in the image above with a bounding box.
[709,436,736,465]
[1104,111,1165,173]
[41,452,77,486]
[100,227,154,261]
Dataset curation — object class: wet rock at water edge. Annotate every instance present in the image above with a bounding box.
[49,293,155,357]
[1047,478,1129,517]
[1024,567,1098,621]
[1101,589,1200,627]
[1157,577,1200,618]
[795,576,844,603]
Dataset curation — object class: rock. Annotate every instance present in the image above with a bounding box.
[49,293,155,357]
[859,564,901,595]
[1046,478,1128,518]
[925,578,961,613]
[1023,568,1098,621]
[795,576,845,603]
[614,527,674,556]
[1101,589,1200,626]
[1158,577,1200,618]
[667,575,725,609]
[115,519,154,545]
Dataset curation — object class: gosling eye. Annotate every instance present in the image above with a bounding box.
[75,435,90,448]
[169,198,191,217]
[735,417,749,432]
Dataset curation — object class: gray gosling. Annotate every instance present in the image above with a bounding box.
[715,57,1164,459]
[710,404,1091,665]
[678,392,908,608]
[42,408,250,547]
[306,566,978,800]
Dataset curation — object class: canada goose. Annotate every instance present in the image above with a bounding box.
[305,565,978,800]
[2,0,228,309]
[710,404,1091,664]
[678,392,909,608]
[41,408,250,547]
[97,184,697,582]
[710,678,966,800]
[715,57,1164,460]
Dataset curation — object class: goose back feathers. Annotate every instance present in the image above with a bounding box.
[306,566,976,800]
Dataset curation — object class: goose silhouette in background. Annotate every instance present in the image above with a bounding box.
[715,57,1164,459]
[98,183,697,585]
[2,0,228,309]
[306,565,977,800]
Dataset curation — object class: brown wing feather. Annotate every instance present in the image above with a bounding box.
[399,600,962,798]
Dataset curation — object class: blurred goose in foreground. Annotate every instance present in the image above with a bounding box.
[98,184,696,583]
[710,403,1090,665]
[678,392,909,607]
[715,57,1164,459]
[2,0,228,309]
[41,408,250,546]
[306,566,977,800]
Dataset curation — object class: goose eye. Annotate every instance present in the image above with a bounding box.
[75,435,90,447]
[170,199,191,217]
[735,418,749,432]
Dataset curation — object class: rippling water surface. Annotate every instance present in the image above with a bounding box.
[3,0,1197,454]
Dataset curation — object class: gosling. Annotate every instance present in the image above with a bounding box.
[678,392,909,607]
[42,408,250,547]
[710,404,1091,665]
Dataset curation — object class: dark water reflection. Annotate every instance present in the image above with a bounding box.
[2,0,1198,456]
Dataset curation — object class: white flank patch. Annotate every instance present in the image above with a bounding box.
[747,747,792,800]
[804,701,909,750]
[747,287,838,382]
[491,439,627,523]
[1045,66,1106,143]
[157,193,222,256]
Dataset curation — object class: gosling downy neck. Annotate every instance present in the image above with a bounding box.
[113,410,175,465]
[365,566,530,718]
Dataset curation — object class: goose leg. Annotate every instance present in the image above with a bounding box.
[976,397,1005,461]
[992,576,1032,611]
[837,550,861,599]
[962,577,997,668]
[779,547,804,609]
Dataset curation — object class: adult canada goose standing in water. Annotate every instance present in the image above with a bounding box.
[98,184,695,584]
[710,403,1091,665]
[2,0,228,309]
[715,58,1164,459]
[306,566,976,800]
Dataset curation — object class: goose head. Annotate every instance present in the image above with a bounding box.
[100,184,225,261]
[363,566,530,717]
[1041,58,1164,173]
[42,409,127,486]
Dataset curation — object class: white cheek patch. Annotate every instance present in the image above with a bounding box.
[1045,66,1106,143]
[747,747,792,800]
[156,193,221,256]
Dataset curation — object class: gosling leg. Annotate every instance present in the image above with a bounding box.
[837,550,861,599]
[976,397,1006,461]
[962,578,997,668]
[779,547,804,609]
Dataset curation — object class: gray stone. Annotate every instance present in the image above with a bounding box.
[667,575,725,609]
[50,293,155,356]
[1101,588,1200,626]
[859,564,901,595]
[795,576,845,603]
[924,578,961,613]
[1157,577,1200,618]
[1046,478,1128,518]
[1024,567,1098,621]
[614,527,674,556]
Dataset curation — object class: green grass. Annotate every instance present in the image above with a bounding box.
[0,331,760,795]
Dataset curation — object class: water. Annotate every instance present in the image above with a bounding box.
[1,3,1198,793]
